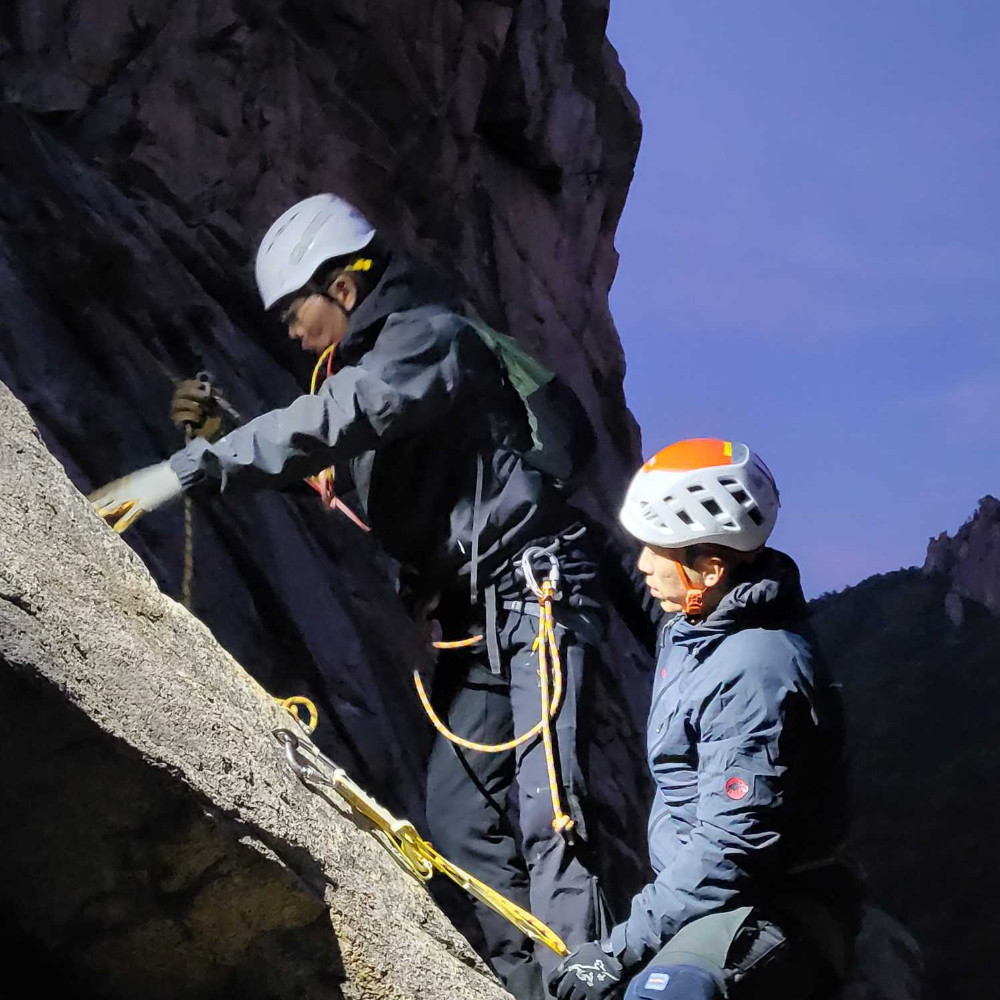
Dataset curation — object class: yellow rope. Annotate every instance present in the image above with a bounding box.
[275,695,319,733]
[414,581,573,833]
[537,582,574,835]
[432,635,484,650]
[310,344,337,394]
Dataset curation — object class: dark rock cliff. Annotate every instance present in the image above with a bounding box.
[0,1,650,821]
[0,0,653,987]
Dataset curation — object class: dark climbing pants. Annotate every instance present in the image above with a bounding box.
[425,605,606,999]
[624,907,839,1000]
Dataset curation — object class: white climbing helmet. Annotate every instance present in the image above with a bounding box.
[255,194,376,309]
[619,438,780,552]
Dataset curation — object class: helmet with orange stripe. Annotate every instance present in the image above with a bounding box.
[619,439,780,615]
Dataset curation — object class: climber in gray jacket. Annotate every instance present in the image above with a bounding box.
[548,439,862,1000]
[90,193,611,1000]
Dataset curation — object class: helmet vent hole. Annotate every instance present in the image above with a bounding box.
[730,488,749,505]
[687,485,706,494]
[718,477,737,486]
[747,507,764,526]
[701,498,723,517]
[662,494,675,505]
[676,510,694,526]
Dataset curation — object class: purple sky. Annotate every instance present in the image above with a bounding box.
[605,1,1000,596]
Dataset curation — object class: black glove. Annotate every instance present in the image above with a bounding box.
[171,377,225,441]
[548,942,625,1000]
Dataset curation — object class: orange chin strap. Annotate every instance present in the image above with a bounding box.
[673,560,705,617]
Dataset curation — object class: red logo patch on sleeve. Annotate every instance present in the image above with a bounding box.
[725,776,750,800]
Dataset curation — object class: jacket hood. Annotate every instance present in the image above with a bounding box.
[338,254,465,363]
[671,548,808,652]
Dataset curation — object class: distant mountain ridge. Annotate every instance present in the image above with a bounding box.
[809,497,1000,1000]
[924,495,1000,623]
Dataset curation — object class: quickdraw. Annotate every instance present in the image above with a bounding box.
[273,727,569,957]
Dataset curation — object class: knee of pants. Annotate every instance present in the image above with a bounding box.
[517,767,580,861]
[624,964,723,1000]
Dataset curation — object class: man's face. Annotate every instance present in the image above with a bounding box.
[282,293,351,355]
[637,544,703,612]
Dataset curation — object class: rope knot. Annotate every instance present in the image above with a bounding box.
[552,815,575,834]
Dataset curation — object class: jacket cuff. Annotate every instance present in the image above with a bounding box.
[169,440,212,492]
[608,923,641,971]
[601,921,652,973]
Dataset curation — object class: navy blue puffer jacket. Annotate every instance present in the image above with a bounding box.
[609,549,851,970]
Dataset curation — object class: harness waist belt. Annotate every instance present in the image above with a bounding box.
[502,600,605,647]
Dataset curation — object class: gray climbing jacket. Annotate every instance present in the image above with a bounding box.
[608,550,853,971]
[169,257,577,590]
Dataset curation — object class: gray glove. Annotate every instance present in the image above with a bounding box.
[88,461,183,533]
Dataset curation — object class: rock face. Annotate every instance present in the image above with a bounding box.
[0,382,509,999]
[923,495,1000,618]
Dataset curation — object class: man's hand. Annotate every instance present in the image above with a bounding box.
[171,377,224,441]
[547,942,625,1000]
[88,462,183,533]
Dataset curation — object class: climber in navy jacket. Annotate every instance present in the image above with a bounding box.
[90,194,614,1000]
[548,439,862,1000]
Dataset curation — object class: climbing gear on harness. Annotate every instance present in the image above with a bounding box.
[619,439,780,552]
[414,546,576,837]
[89,461,183,534]
[256,194,376,310]
[272,727,570,957]
[305,346,371,532]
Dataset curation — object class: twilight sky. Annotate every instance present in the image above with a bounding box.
[606,1,1000,596]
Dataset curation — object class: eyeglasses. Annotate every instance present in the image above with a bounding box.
[279,285,338,327]
[279,299,303,328]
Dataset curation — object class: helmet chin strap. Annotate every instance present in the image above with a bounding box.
[318,290,352,317]
[672,560,705,617]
